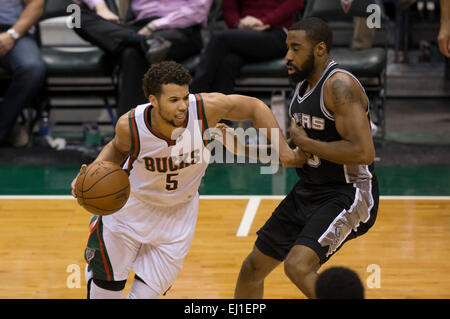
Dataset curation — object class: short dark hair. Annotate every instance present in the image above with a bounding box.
[290,17,333,52]
[142,61,192,98]
[315,266,365,299]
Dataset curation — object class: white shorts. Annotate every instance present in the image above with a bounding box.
[84,194,199,295]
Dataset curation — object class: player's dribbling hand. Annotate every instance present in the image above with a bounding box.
[71,164,87,198]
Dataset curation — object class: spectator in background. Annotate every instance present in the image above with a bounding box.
[76,0,213,118]
[0,0,46,147]
[190,0,303,95]
[315,266,365,299]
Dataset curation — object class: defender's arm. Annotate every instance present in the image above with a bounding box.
[290,72,375,165]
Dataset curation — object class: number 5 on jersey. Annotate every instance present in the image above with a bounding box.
[166,173,179,191]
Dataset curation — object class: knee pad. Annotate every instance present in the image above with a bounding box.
[93,278,127,291]
[87,279,127,299]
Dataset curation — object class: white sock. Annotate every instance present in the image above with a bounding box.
[125,278,160,299]
[85,264,123,299]
[89,280,124,299]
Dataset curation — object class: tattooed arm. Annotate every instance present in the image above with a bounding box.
[290,72,375,165]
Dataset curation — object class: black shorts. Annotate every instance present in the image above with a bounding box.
[255,176,379,264]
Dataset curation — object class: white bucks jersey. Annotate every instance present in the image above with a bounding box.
[123,93,211,206]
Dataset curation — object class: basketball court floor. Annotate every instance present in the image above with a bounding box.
[0,164,449,299]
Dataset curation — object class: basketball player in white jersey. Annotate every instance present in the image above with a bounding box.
[70,61,304,299]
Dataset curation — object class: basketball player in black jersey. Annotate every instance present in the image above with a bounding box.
[234,17,379,299]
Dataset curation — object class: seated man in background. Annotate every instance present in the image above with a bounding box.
[190,0,303,95]
[0,0,46,147]
[76,0,213,118]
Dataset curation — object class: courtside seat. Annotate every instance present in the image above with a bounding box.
[331,47,386,78]
[41,47,112,77]
[240,58,288,78]
[235,58,289,91]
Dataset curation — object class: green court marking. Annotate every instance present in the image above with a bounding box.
[0,165,448,196]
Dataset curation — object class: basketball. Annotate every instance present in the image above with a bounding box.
[75,161,130,216]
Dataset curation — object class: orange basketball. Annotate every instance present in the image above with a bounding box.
[75,161,130,216]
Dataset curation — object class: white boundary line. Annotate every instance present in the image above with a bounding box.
[0,195,449,200]
[236,197,261,237]
[0,195,75,199]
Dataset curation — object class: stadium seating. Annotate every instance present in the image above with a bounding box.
[1,0,390,144]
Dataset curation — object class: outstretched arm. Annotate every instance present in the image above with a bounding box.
[202,93,305,167]
[290,72,375,165]
[211,123,272,160]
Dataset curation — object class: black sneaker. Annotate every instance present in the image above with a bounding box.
[144,36,172,64]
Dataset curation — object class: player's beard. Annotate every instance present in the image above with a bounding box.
[158,105,183,128]
[288,52,315,83]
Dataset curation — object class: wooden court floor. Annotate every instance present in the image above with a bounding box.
[0,196,449,299]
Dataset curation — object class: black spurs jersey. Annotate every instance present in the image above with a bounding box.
[289,61,376,185]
